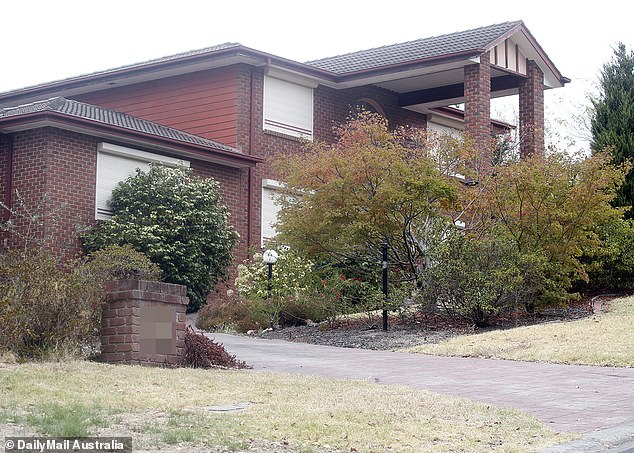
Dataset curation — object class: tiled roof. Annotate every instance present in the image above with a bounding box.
[305,21,522,74]
[0,97,241,154]
[0,43,242,97]
[82,42,241,76]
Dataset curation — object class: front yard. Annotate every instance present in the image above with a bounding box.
[407,295,634,367]
[0,361,575,452]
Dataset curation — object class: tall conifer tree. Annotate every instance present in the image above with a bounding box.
[591,43,634,217]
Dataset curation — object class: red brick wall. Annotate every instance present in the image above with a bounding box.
[190,161,249,264]
[4,127,249,267]
[6,128,97,257]
[42,129,99,255]
[314,84,428,140]
[0,134,9,228]
[235,66,429,248]
[519,60,545,158]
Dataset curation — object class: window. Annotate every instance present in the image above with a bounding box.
[427,120,463,138]
[353,98,386,119]
[263,75,314,139]
[261,179,284,246]
[95,142,189,219]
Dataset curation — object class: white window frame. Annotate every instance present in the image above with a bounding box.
[95,142,190,220]
[263,74,315,140]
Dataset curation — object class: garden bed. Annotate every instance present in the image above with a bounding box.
[259,297,601,351]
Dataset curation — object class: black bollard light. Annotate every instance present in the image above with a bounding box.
[382,243,388,331]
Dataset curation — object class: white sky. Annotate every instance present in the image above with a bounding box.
[3,0,633,151]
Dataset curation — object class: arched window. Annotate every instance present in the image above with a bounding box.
[352,98,387,120]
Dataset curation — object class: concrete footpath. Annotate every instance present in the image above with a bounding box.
[210,333,634,451]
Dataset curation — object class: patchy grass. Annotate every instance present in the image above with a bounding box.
[407,295,634,367]
[0,361,575,452]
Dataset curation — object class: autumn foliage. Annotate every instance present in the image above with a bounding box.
[270,113,630,323]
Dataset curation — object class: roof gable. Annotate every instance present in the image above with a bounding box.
[305,21,523,74]
[0,20,568,109]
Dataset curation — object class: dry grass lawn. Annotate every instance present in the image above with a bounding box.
[0,361,575,452]
[407,295,634,367]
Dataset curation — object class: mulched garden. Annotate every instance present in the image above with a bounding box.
[258,295,613,351]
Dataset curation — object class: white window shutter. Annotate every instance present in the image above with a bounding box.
[263,76,314,139]
[261,179,286,245]
[95,143,190,220]
[95,153,150,219]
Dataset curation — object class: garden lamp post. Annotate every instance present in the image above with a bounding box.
[262,249,278,300]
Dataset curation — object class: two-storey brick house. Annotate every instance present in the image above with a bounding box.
[0,20,568,265]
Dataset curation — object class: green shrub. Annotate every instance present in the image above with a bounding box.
[231,297,271,332]
[582,218,634,291]
[233,249,393,329]
[195,296,236,332]
[0,250,103,359]
[0,245,161,359]
[196,292,270,333]
[235,249,315,300]
[81,244,163,283]
[423,233,526,327]
[82,164,238,312]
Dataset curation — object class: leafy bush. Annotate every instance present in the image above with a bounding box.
[183,326,248,369]
[235,249,318,327]
[235,249,315,300]
[81,244,163,282]
[423,233,526,327]
[82,164,238,312]
[0,244,161,359]
[582,218,634,291]
[195,298,234,331]
[0,250,102,358]
[471,151,629,305]
[196,292,270,333]
[234,250,385,328]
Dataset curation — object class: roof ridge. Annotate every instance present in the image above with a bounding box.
[0,43,243,98]
[305,20,523,65]
[120,42,241,68]
[0,96,62,113]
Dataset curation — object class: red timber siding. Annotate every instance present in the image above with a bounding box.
[75,66,240,147]
[235,65,428,249]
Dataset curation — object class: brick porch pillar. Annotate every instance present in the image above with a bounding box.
[519,60,545,158]
[464,51,492,166]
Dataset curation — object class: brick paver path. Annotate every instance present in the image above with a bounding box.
[211,333,634,434]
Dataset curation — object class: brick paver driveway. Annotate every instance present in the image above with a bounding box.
[211,333,634,434]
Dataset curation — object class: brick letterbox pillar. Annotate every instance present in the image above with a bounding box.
[101,280,189,366]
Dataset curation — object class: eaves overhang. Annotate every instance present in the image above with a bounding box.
[0,22,570,108]
[0,45,337,108]
[0,111,262,169]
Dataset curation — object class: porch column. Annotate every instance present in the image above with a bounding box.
[464,51,492,166]
[519,60,544,158]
